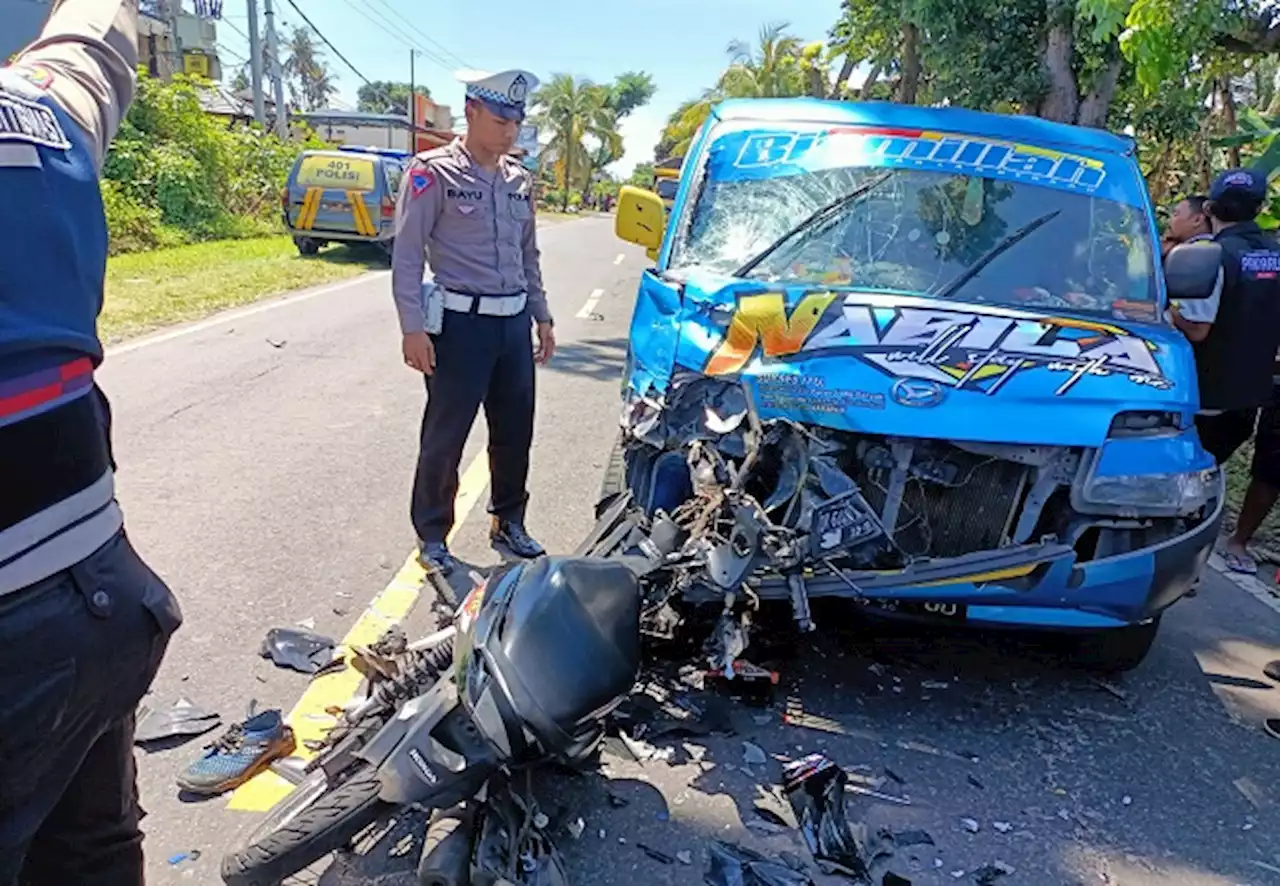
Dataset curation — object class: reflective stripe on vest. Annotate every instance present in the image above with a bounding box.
[0,357,94,427]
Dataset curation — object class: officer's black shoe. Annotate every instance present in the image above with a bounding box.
[418,540,460,577]
[490,519,545,560]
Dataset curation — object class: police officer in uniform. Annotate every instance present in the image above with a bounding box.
[392,69,555,575]
[0,1,183,882]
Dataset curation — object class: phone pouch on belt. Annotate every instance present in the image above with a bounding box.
[423,282,444,334]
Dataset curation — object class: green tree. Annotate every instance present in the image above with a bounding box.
[282,27,336,111]
[356,80,430,116]
[627,161,656,189]
[607,71,657,118]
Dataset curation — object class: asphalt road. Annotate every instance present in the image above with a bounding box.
[98,215,1280,886]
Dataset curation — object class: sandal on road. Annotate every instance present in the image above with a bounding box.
[1221,549,1259,575]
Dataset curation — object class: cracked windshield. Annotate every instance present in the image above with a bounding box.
[7,1,1280,886]
[676,153,1158,321]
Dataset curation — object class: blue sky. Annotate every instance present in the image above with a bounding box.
[212,0,842,176]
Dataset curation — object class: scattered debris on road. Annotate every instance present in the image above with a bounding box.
[971,861,1015,884]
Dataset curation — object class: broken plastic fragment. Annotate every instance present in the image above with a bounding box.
[677,850,693,865]
[135,698,221,746]
[992,822,1013,834]
[890,830,934,848]
[705,841,814,886]
[961,818,980,834]
[743,741,768,766]
[259,627,337,674]
[782,754,871,880]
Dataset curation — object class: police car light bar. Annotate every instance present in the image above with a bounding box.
[337,145,412,159]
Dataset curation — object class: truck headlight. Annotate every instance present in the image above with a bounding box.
[1081,467,1219,516]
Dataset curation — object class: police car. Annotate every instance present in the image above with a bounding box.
[281,145,410,264]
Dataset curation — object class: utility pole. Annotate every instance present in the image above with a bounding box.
[409,49,417,153]
[246,0,265,126]
[263,0,288,138]
[167,0,183,78]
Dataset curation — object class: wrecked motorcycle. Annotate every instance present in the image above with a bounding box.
[219,556,641,886]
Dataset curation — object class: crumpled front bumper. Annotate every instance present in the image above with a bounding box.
[723,472,1226,631]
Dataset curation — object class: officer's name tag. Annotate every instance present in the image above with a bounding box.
[0,91,70,151]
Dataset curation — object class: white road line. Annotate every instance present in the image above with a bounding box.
[106,272,386,356]
[575,288,604,319]
[614,253,625,265]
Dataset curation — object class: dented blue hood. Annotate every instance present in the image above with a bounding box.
[625,269,1201,449]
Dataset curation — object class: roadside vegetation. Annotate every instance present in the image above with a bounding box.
[103,72,329,255]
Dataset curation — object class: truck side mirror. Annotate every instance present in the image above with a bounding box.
[1164,240,1223,300]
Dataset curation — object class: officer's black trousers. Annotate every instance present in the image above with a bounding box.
[0,531,180,886]
[412,309,536,544]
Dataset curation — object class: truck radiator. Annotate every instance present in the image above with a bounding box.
[856,449,1029,559]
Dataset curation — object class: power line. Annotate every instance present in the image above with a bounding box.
[334,0,417,54]
[275,0,376,89]
[370,0,470,70]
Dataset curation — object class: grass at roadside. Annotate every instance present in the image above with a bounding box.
[102,236,383,343]
[103,215,584,343]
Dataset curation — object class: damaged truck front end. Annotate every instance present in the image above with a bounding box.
[594,98,1224,672]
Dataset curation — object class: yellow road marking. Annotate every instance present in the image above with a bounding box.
[228,450,491,812]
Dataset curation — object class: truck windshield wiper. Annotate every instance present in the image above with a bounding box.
[732,171,896,278]
[929,209,1062,301]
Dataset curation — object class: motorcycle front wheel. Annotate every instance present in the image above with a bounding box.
[220,766,390,886]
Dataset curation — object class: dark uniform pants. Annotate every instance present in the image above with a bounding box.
[1196,383,1280,487]
[412,309,536,544]
[0,532,181,886]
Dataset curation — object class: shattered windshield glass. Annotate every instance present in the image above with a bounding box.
[671,156,1158,322]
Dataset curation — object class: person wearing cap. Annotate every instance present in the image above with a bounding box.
[392,68,555,576]
[1181,168,1280,576]
[0,1,183,882]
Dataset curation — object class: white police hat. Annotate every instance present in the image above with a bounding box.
[456,69,539,120]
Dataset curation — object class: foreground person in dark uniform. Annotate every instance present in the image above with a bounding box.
[392,68,555,576]
[0,1,183,883]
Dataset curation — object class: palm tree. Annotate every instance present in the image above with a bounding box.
[283,27,336,111]
[656,22,831,159]
[531,75,618,211]
[724,22,805,97]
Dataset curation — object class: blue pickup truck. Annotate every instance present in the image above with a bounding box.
[603,97,1225,671]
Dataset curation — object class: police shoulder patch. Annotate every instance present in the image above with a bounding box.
[411,168,436,197]
[0,83,70,151]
